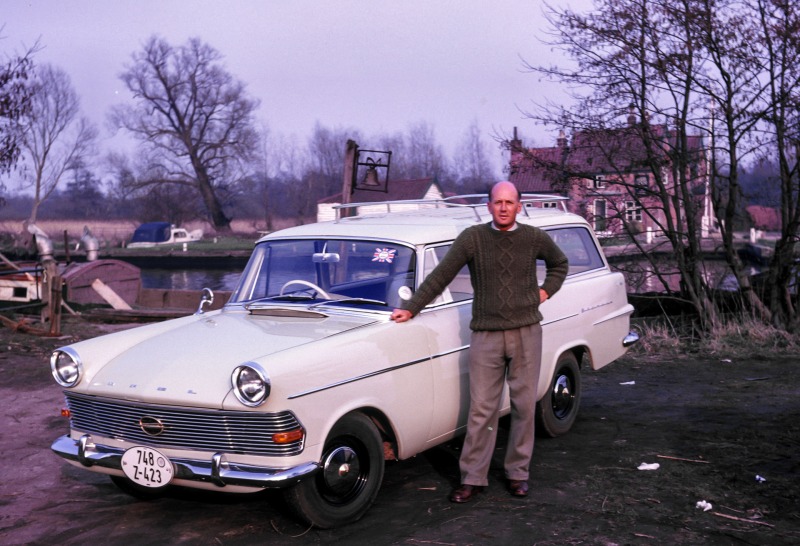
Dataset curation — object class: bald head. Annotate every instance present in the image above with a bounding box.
[489,181,521,202]
[487,181,522,231]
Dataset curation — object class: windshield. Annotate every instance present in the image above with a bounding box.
[230,239,416,309]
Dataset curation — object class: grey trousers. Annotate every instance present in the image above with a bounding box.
[459,323,543,486]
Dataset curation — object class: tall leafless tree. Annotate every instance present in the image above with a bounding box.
[20,63,97,224]
[525,0,800,331]
[687,0,774,322]
[529,0,721,329]
[453,119,497,192]
[747,0,800,329]
[111,36,260,231]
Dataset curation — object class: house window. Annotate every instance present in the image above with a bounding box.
[625,201,642,222]
[542,201,558,209]
[585,176,606,189]
[593,199,607,231]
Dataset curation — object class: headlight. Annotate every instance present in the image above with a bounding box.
[231,363,270,407]
[50,348,82,387]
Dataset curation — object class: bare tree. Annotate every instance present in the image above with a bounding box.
[528,0,721,329]
[20,63,97,224]
[405,121,450,181]
[111,36,260,231]
[105,149,203,224]
[686,0,774,323]
[453,120,498,192]
[372,121,450,183]
[752,0,800,329]
[0,34,37,177]
[524,0,800,332]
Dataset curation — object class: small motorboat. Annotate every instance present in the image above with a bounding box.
[127,222,203,248]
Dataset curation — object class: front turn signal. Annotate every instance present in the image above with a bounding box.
[273,429,304,444]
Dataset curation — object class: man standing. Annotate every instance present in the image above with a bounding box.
[390,181,568,502]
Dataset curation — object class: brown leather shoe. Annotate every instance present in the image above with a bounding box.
[449,484,484,503]
[508,480,529,497]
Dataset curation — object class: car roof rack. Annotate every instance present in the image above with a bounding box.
[333,193,569,222]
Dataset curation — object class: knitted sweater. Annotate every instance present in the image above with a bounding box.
[402,222,569,331]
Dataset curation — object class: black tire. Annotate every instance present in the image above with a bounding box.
[283,412,385,529]
[536,351,581,437]
[109,475,168,500]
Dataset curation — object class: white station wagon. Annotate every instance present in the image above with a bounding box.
[50,195,638,528]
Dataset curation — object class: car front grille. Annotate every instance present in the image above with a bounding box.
[63,392,304,456]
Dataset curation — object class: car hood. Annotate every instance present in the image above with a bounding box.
[74,308,379,407]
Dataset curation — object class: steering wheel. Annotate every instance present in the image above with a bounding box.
[279,279,331,300]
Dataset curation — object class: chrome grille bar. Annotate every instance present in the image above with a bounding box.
[64,392,303,456]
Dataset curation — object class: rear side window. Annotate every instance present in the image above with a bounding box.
[538,226,605,278]
[420,244,473,305]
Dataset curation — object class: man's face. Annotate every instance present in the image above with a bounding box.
[488,184,521,230]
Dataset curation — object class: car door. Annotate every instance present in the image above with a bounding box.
[414,244,511,446]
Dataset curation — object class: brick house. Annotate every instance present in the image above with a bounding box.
[508,118,713,238]
[317,177,444,222]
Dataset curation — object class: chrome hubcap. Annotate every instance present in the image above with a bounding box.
[552,374,573,418]
[321,446,360,495]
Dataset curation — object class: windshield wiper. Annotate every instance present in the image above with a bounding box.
[249,293,314,304]
[309,297,386,309]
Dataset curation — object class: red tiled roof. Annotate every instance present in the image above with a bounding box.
[746,205,781,231]
[509,147,566,194]
[319,177,439,204]
[569,125,703,174]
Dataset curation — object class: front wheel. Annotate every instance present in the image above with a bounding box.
[536,351,581,437]
[283,412,385,529]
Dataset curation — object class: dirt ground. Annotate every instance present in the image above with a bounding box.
[1,317,799,545]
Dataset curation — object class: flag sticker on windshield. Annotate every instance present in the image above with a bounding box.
[372,248,396,263]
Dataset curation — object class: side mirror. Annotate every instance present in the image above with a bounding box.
[195,287,214,315]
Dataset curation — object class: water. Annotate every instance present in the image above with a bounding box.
[611,259,762,294]
[140,268,241,292]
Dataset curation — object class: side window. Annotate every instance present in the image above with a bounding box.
[537,227,605,280]
[421,244,473,305]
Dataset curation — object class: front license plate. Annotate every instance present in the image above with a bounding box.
[121,446,174,488]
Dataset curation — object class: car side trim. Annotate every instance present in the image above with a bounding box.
[287,345,470,400]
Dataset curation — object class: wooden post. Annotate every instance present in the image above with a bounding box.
[340,140,358,219]
[41,259,58,324]
[63,230,71,263]
[49,274,63,336]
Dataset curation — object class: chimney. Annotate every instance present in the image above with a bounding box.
[557,129,567,148]
[627,103,637,127]
[509,126,523,163]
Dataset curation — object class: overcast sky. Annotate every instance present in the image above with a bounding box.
[2,0,591,173]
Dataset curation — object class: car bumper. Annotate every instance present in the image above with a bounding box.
[51,434,319,489]
[623,330,640,347]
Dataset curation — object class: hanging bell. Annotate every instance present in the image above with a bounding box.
[362,158,381,187]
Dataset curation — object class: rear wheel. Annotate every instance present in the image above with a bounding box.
[536,351,581,437]
[283,412,385,529]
